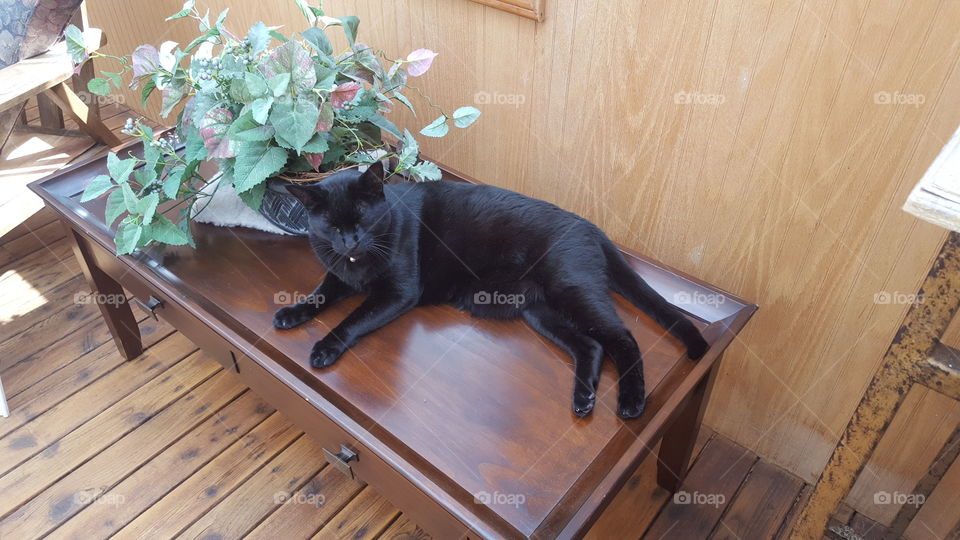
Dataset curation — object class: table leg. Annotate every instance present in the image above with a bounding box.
[790,232,960,539]
[657,360,719,492]
[67,227,143,360]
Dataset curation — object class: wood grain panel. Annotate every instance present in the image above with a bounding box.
[85,0,960,506]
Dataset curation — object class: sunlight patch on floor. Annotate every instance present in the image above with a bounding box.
[0,270,48,324]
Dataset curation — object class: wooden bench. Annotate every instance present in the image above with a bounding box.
[30,140,756,539]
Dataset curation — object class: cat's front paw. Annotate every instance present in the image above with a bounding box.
[309,337,348,368]
[273,305,314,330]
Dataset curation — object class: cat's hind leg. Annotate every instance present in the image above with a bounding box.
[522,302,603,417]
[547,285,647,419]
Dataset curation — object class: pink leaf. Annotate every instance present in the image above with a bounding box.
[316,103,335,132]
[405,49,438,77]
[330,82,361,109]
[305,152,324,171]
[199,107,235,159]
[129,45,159,89]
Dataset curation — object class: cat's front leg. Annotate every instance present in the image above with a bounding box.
[273,273,356,330]
[310,286,418,368]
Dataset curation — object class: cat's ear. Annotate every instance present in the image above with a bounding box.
[284,184,327,210]
[357,161,385,197]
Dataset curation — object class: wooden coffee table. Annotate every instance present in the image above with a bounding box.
[30,141,756,539]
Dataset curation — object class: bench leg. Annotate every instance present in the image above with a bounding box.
[43,82,121,147]
[67,228,142,360]
[657,361,719,492]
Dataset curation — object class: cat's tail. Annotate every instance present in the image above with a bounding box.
[600,237,709,360]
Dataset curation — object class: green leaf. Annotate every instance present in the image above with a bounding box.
[367,114,402,139]
[229,71,268,104]
[259,40,316,96]
[397,129,419,169]
[140,79,157,108]
[137,193,160,225]
[269,97,320,152]
[250,96,274,124]
[302,132,330,153]
[185,28,219,53]
[301,27,332,56]
[87,78,110,96]
[268,29,288,42]
[134,166,158,187]
[184,131,207,163]
[420,115,449,138]
[237,182,266,211]
[393,92,415,115]
[145,215,191,245]
[162,166,185,199]
[452,106,481,128]
[409,160,442,181]
[120,182,140,213]
[294,0,319,24]
[107,153,136,182]
[166,8,191,21]
[247,21,270,54]
[267,73,291,97]
[338,16,359,46]
[228,109,276,141]
[102,70,123,88]
[64,25,86,63]
[104,189,126,227]
[81,174,114,202]
[232,140,287,193]
[115,218,143,255]
[160,78,187,118]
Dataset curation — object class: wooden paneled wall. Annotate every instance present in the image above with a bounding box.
[86,1,960,536]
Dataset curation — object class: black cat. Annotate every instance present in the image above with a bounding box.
[274,162,708,418]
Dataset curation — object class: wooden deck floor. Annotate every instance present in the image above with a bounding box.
[0,100,889,540]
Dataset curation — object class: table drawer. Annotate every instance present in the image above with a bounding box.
[230,351,473,539]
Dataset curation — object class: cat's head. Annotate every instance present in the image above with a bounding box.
[285,162,392,262]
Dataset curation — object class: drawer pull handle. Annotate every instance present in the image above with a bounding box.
[323,445,358,479]
[131,296,163,320]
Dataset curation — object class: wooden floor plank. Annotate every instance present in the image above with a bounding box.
[0,318,173,440]
[0,239,78,314]
[177,434,327,539]
[847,512,890,540]
[246,461,366,540]
[587,427,715,539]
[0,351,216,520]
[0,274,87,362]
[377,515,432,540]
[776,484,812,539]
[0,320,175,440]
[0,362,237,538]
[0,206,58,245]
[312,486,402,540]
[642,437,757,539]
[0,219,66,267]
[713,460,805,540]
[0,332,196,464]
[115,413,301,538]
[50,391,274,539]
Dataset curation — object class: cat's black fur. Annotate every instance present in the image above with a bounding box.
[275,163,708,418]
